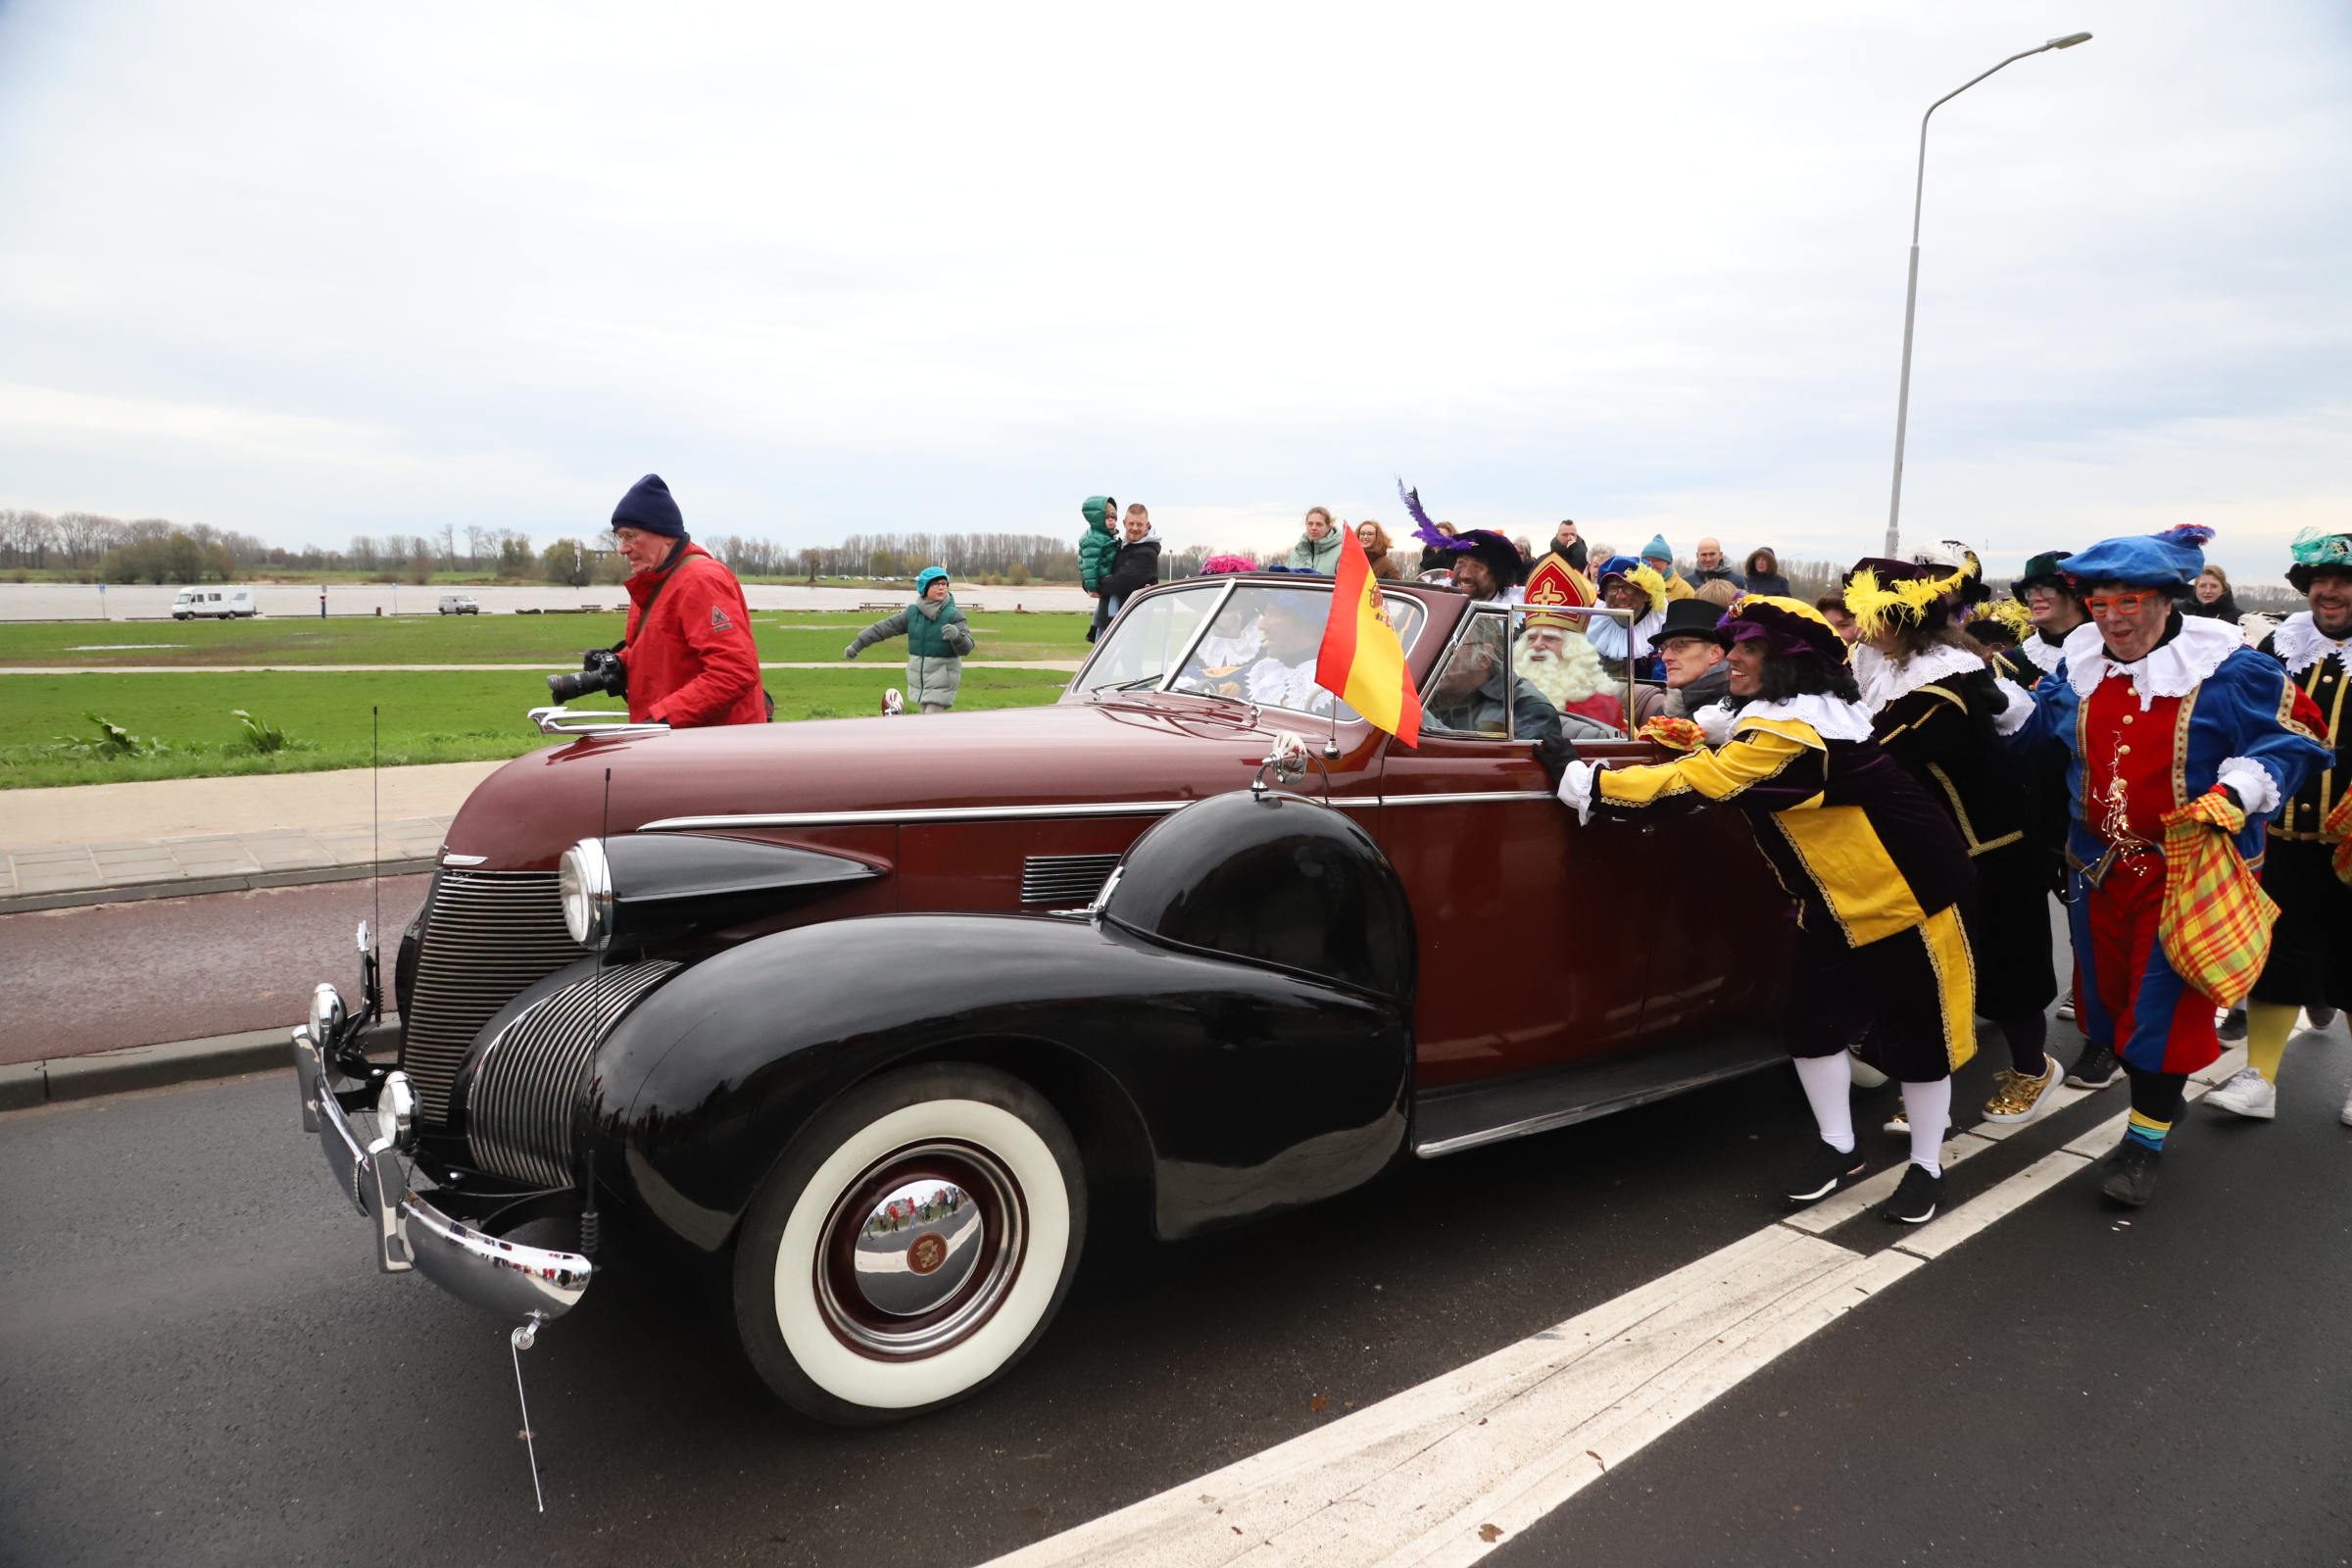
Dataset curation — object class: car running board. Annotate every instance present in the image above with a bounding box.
[1409,1027,1787,1158]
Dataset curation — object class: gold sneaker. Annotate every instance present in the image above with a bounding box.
[1983,1058,2064,1124]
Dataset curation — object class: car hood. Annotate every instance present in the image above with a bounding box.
[441,695,1308,869]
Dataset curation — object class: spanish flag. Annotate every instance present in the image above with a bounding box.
[1316,528,1424,747]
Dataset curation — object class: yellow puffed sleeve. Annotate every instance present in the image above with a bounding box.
[1595,724,1819,809]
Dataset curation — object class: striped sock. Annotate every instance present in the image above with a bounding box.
[2125,1110,2172,1152]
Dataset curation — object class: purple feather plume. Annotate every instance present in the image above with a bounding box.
[2157,524,2215,548]
[1396,478,1463,550]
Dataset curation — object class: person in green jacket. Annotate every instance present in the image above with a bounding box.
[845,566,974,712]
[1286,507,1345,573]
[1079,495,1120,644]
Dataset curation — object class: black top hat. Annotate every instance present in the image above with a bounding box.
[1646,597,1730,654]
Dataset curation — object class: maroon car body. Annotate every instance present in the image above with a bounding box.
[300,572,1788,1424]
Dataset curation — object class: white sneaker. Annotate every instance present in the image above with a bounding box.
[2339,1087,2352,1128]
[1884,1110,1910,1136]
[2205,1067,2277,1120]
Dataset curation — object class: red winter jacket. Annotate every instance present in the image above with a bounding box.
[621,544,767,726]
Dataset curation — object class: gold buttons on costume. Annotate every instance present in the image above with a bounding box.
[2123,714,2134,724]
[2120,745,2132,755]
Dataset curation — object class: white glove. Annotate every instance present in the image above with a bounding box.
[1557,760,1597,825]
[1990,677,2034,737]
[1694,701,1735,747]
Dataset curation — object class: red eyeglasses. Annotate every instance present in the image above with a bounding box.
[2085,591,2160,617]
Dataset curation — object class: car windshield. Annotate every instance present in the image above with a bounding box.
[1171,584,1427,716]
[1075,580,1428,716]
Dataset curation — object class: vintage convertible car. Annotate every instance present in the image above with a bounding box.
[294,573,1788,1423]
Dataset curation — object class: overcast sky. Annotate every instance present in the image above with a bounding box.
[1,0,2346,578]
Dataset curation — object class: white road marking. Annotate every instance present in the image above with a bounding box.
[983,1046,2250,1568]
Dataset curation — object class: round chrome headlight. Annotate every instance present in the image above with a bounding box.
[559,838,612,950]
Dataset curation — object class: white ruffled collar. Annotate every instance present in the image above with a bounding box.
[1733,692,1877,744]
[2017,634,2066,675]
[1851,641,1985,713]
[2273,612,2352,675]
[2064,615,2240,710]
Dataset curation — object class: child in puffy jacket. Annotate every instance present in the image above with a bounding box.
[845,567,975,713]
[1079,495,1119,644]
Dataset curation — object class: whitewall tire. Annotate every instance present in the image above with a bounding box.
[732,1064,1086,1424]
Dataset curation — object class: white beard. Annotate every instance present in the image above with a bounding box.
[1520,636,1606,709]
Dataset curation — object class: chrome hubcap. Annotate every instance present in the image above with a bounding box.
[815,1140,1025,1359]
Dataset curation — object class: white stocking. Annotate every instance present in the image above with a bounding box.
[1792,1054,1855,1153]
[1900,1078,1951,1177]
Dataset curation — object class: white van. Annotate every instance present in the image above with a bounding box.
[437,594,481,614]
[172,588,257,620]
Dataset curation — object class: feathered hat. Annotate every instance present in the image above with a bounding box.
[1909,540,1992,607]
[2061,525,2213,590]
[1594,555,1669,616]
[1840,556,1972,641]
[1397,479,1523,587]
[2286,523,2352,592]
[1717,593,1850,667]
[1980,596,2035,644]
[1197,553,1257,575]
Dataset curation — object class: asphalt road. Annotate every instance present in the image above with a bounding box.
[5,1011,2348,1568]
[0,875,427,1063]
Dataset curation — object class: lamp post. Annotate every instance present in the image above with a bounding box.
[1884,32,2091,559]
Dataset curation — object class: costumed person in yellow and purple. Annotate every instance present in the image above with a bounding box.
[2203,524,2352,1125]
[1554,595,1978,1225]
[1842,547,2064,1130]
[2007,525,2331,1206]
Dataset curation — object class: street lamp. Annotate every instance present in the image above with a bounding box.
[1883,31,2091,559]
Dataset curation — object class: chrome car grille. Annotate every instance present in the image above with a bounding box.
[401,871,587,1124]
[1021,853,1122,906]
[468,960,680,1187]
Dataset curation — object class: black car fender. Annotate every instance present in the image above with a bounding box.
[588,912,1411,1250]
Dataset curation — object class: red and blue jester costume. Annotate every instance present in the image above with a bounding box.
[2011,527,2329,1205]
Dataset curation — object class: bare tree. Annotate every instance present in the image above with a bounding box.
[465,524,495,571]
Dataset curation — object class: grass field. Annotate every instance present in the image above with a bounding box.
[0,664,1075,788]
[0,610,1093,667]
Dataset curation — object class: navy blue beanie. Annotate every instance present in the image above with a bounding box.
[612,473,686,539]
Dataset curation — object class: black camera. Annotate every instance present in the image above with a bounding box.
[547,647,628,704]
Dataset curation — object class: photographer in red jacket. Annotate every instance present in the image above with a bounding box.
[583,474,766,727]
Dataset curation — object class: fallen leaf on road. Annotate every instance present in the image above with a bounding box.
[1308,1396,1328,1412]
[1478,1524,1503,1543]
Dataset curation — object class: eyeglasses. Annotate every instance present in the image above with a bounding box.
[2085,592,2160,617]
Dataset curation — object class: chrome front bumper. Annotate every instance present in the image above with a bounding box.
[293,997,592,1325]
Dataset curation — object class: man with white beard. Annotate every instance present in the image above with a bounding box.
[1516,612,1625,732]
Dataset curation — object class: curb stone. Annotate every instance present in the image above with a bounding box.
[0,1016,402,1110]
[0,858,438,915]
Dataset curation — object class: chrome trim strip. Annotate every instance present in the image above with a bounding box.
[641,792,1551,831]
[639,800,1199,831]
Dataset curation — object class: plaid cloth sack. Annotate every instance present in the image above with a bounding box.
[2158,790,2280,1008]
[2327,788,2352,887]
[1636,715,1707,753]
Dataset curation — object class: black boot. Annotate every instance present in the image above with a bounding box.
[2101,1141,2162,1206]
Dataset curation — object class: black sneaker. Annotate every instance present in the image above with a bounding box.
[2101,1140,2162,1206]
[1878,1162,1943,1224]
[2068,1041,2124,1090]
[1785,1141,1866,1204]
[2218,1007,2248,1043]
